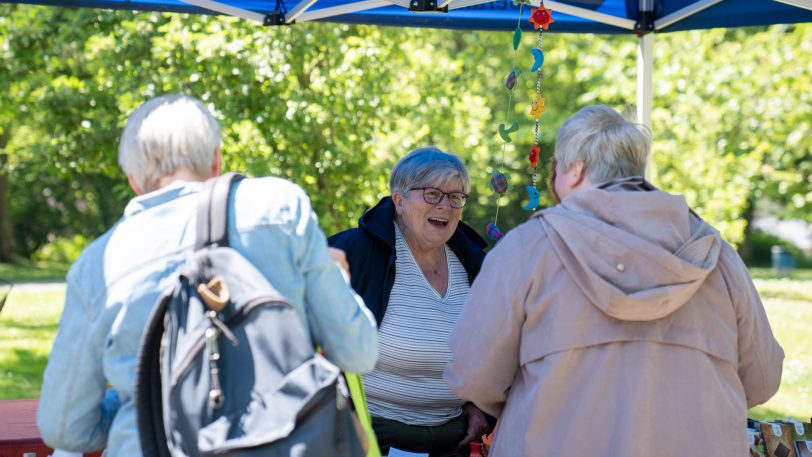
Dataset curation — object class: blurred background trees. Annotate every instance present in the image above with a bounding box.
[0,4,809,266]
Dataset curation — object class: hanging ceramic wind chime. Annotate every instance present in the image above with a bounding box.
[485,1,553,242]
[525,2,553,211]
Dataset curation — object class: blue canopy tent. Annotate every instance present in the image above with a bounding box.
[6,0,812,32]
[3,0,812,133]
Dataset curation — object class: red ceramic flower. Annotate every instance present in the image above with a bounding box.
[529,5,554,30]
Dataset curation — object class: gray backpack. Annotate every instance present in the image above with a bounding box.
[135,173,366,457]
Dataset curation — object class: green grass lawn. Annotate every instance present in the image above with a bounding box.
[747,275,812,421]
[0,267,809,422]
[0,284,64,399]
[0,258,70,282]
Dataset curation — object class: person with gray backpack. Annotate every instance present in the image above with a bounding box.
[37,94,378,456]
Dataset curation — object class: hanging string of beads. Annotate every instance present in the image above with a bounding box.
[525,1,553,212]
[485,0,528,242]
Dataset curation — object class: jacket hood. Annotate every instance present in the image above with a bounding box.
[537,178,722,321]
[358,196,397,247]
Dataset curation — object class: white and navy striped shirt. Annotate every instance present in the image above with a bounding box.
[363,223,470,425]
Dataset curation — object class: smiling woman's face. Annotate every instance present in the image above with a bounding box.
[394,181,464,253]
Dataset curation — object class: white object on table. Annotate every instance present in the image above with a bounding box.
[50,450,83,457]
[387,448,429,457]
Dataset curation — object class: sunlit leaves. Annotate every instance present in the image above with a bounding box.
[0,3,808,258]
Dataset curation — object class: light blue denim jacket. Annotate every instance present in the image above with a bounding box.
[36,177,378,455]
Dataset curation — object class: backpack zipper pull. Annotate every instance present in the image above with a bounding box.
[207,310,239,346]
[205,327,225,410]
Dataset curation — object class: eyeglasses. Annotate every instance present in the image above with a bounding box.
[411,187,468,209]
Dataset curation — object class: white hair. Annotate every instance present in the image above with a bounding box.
[118,94,221,193]
[554,105,650,183]
[390,146,470,196]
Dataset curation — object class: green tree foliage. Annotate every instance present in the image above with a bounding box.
[0,6,490,254]
[0,4,809,261]
[653,26,812,248]
[1,7,136,255]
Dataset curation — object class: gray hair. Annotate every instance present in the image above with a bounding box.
[390,146,470,196]
[554,105,650,183]
[118,94,221,193]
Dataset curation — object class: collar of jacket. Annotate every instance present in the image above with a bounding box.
[358,196,487,271]
[123,180,204,217]
[596,176,657,192]
[596,176,701,218]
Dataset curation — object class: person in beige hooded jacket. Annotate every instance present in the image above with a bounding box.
[444,105,784,457]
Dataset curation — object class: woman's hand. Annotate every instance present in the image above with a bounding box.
[328,247,351,280]
[457,402,489,447]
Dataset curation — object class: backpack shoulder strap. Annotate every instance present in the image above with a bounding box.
[195,172,244,250]
[135,288,175,457]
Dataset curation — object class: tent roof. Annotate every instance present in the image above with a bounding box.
[5,0,812,33]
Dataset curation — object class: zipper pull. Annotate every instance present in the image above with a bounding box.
[205,327,225,410]
[206,310,239,346]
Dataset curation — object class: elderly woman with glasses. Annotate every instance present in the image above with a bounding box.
[329,146,490,456]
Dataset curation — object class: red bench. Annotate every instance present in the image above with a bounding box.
[0,400,102,457]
